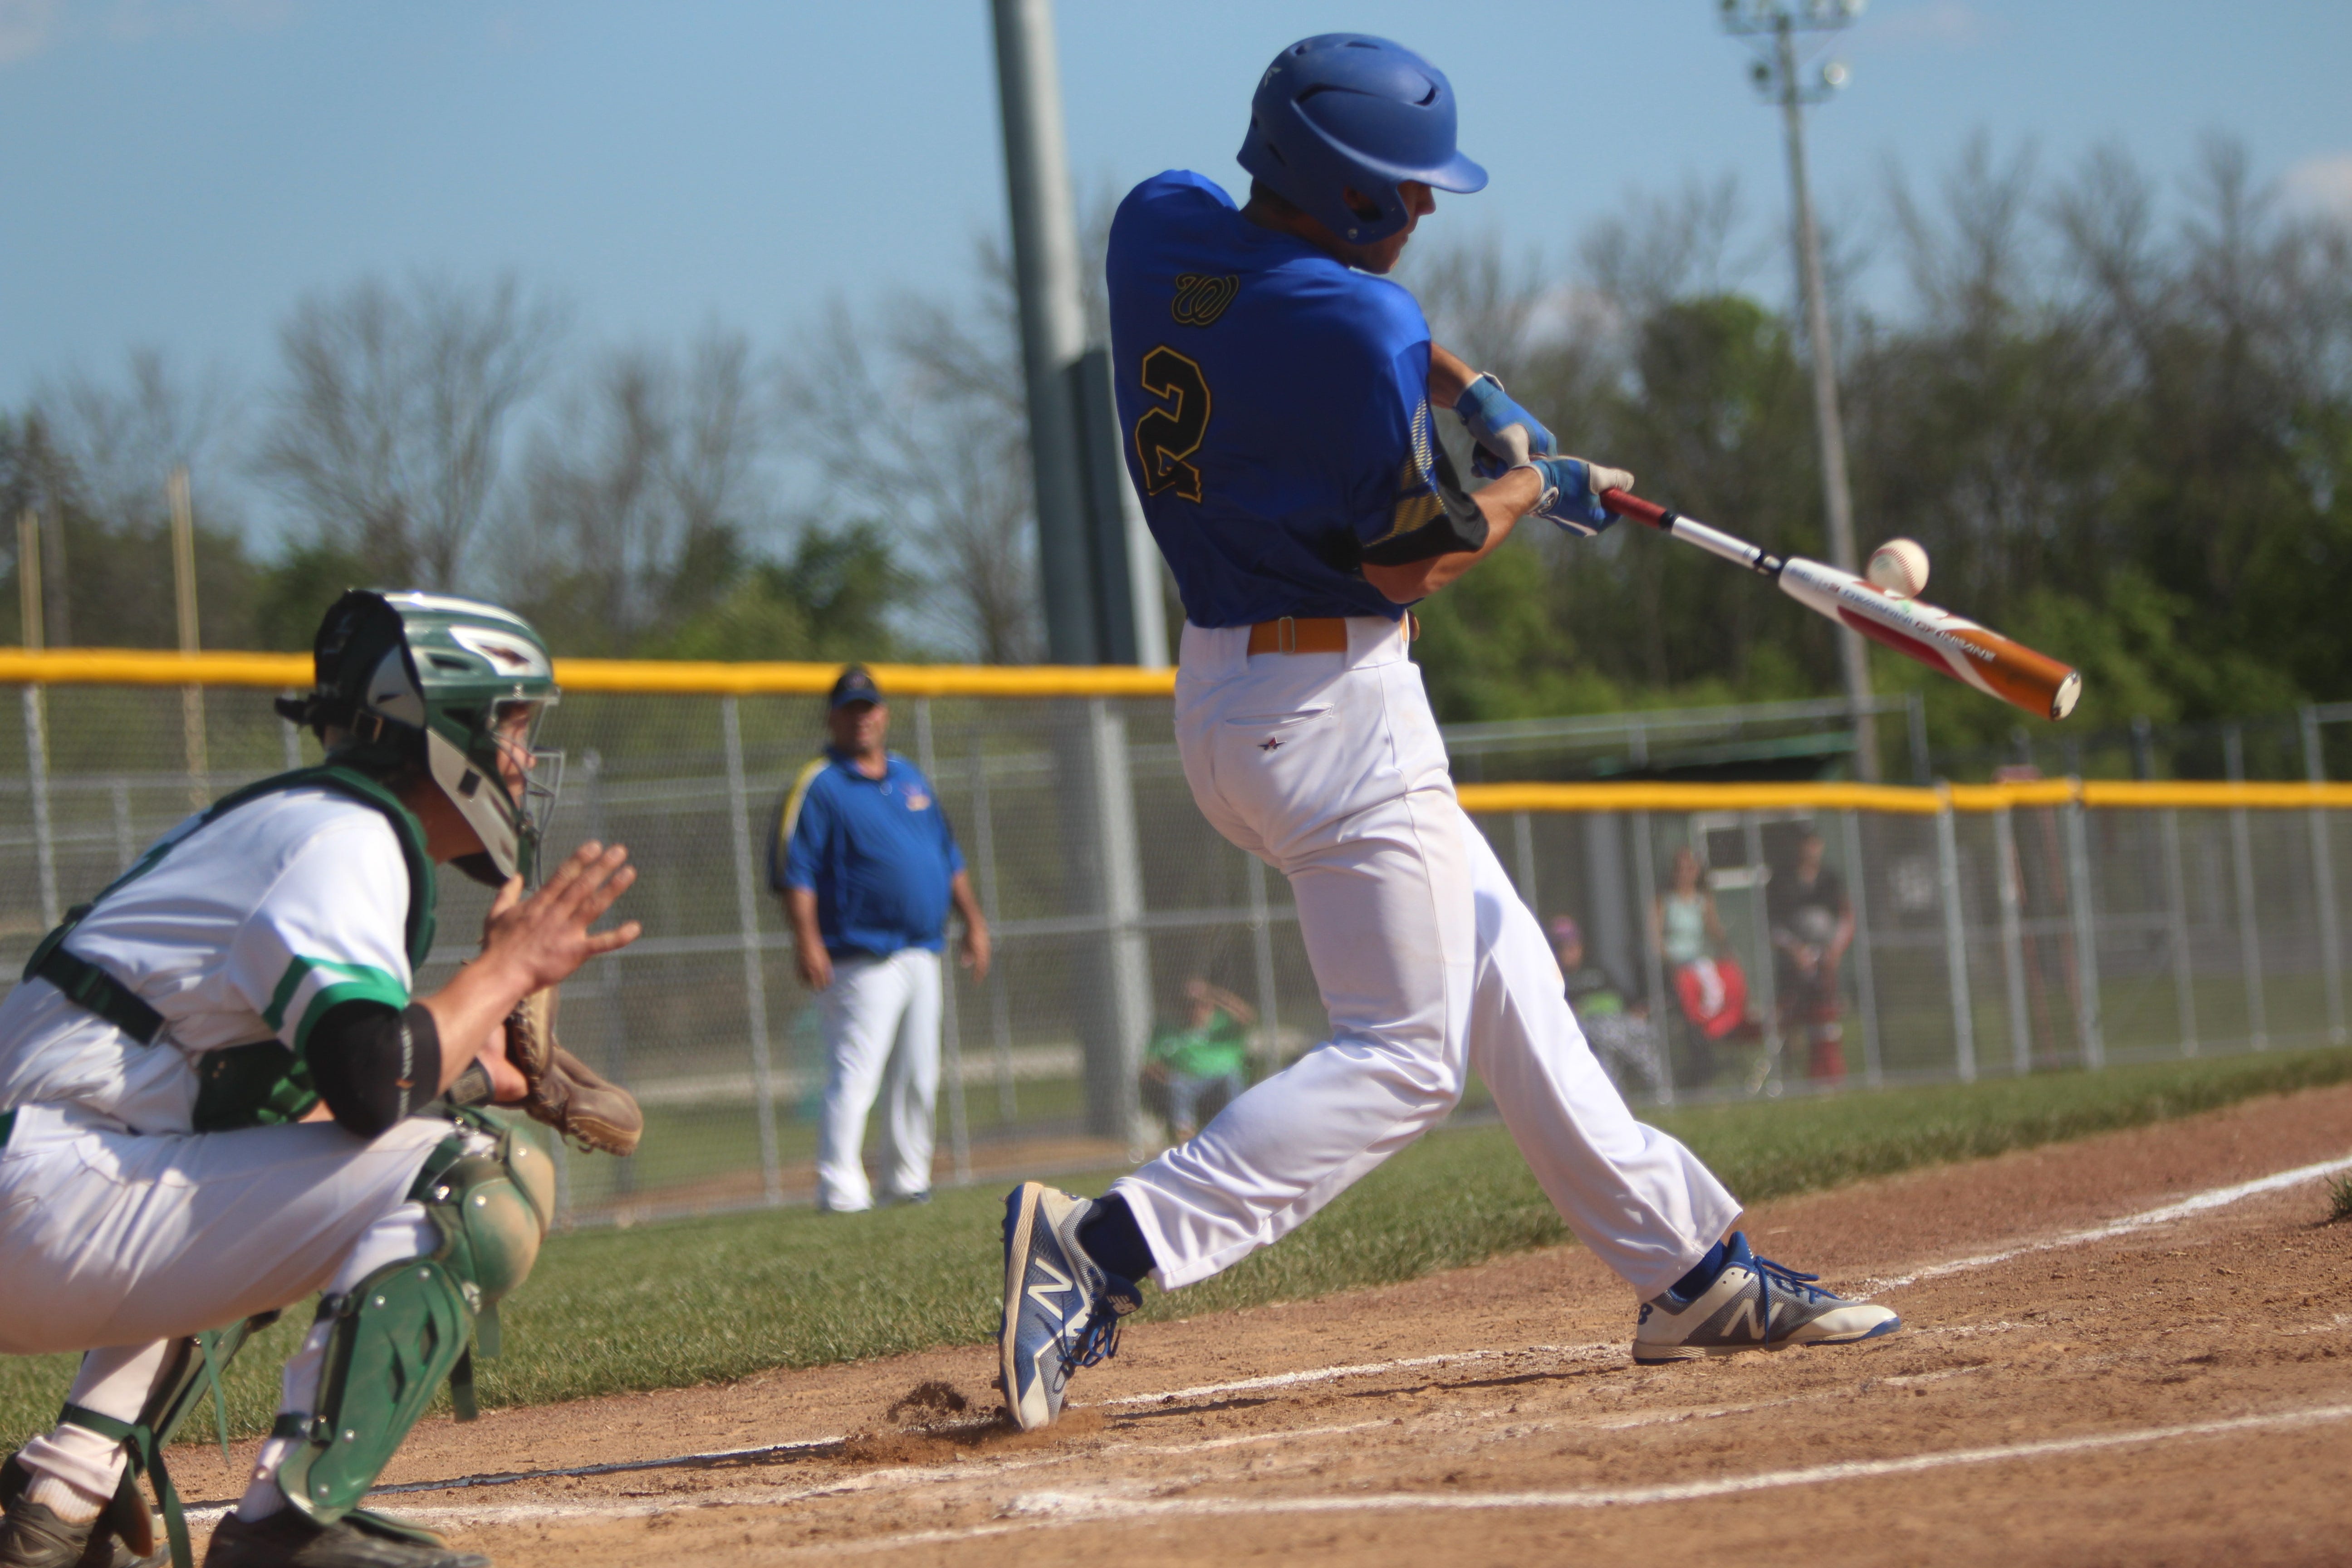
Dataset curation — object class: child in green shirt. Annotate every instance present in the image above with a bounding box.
[1144,978,1258,1139]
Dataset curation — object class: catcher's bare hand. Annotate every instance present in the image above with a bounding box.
[482,840,642,995]
[481,1021,531,1102]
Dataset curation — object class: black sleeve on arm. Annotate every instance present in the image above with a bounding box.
[308,1001,442,1138]
[1357,441,1490,568]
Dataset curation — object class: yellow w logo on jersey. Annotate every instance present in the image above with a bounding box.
[1171,273,1240,327]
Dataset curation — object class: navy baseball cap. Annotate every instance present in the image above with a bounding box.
[828,666,883,709]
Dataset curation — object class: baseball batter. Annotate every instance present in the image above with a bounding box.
[0,591,639,1568]
[1001,33,1899,1430]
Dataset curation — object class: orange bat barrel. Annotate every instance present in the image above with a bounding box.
[1776,558,2082,721]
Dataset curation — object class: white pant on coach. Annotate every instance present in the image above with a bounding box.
[1110,619,1741,1301]
[816,946,942,1211]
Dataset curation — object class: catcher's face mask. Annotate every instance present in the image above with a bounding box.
[427,694,564,887]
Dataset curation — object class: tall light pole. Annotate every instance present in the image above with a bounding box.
[988,0,1166,671]
[989,0,1093,665]
[1723,0,1877,779]
[990,0,1157,1146]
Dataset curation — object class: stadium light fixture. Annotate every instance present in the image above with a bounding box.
[1720,0,1875,776]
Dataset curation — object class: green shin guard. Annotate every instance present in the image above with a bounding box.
[273,1117,552,1530]
[268,1255,473,1528]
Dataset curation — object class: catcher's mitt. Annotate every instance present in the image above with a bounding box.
[501,987,644,1156]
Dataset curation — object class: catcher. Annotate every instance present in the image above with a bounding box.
[0,589,640,1568]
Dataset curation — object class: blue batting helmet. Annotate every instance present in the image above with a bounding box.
[1237,34,1488,245]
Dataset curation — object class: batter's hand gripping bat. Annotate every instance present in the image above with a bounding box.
[1600,489,2082,722]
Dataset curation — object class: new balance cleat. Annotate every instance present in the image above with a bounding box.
[1632,1233,1900,1364]
[999,1182,1140,1431]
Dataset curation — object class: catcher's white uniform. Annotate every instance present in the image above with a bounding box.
[1111,619,1741,1299]
[0,786,453,1501]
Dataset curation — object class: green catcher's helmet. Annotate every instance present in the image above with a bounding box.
[277,589,563,884]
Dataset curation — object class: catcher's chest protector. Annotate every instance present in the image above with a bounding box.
[20,764,438,1130]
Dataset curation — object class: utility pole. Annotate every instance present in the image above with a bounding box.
[17,510,41,656]
[989,0,1165,669]
[989,0,1157,1144]
[990,0,1094,665]
[18,508,59,926]
[1722,0,1877,779]
[169,464,209,804]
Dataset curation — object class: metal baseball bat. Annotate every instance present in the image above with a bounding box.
[1599,489,2082,722]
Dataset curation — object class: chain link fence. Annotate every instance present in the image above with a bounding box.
[1480,784,2350,1104]
[2,667,2347,1228]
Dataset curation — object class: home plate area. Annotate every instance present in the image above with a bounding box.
[169,1085,2352,1567]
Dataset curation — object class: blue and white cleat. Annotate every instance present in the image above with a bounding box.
[1632,1233,1900,1364]
[999,1181,1140,1431]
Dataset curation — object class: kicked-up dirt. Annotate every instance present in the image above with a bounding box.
[166,1082,2352,1566]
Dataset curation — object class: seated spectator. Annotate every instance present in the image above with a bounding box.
[1550,915,1666,1096]
[1550,915,1632,1017]
[1142,977,1257,1141]
[1651,845,1754,1086]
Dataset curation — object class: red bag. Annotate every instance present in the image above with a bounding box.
[1673,956,1750,1040]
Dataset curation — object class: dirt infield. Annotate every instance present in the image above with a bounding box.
[171,1083,2352,1566]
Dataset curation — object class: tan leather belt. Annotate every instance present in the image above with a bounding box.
[1245,615,1415,655]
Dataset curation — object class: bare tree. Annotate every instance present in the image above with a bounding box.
[1399,230,1558,387]
[38,349,240,534]
[784,272,1042,664]
[0,412,81,645]
[257,273,564,587]
[1581,175,1753,317]
[781,190,1135,664]
[1889,133,2042,336]
[670,328,766,546]
[2048,142,2170,370]
[508,325,770,648]
[6,354,268,650]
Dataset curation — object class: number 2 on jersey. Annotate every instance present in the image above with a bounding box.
[1133,346,1211,502]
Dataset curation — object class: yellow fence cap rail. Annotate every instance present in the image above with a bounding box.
[0,649,313,687]
[2082,779,2352,810]
[1458,778,2352,813]
[0,647,1181,699]
[1455,781,1949,815]
[552,658,1178,698]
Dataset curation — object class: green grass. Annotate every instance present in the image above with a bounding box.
[560,1074,1098,1212]
[2329,1175,2352,1225]
[7,1045,2351,1458]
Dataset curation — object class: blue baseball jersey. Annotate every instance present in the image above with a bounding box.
[1107,170,1459,627]
[771,751,965,959]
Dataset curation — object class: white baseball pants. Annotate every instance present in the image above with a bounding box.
[815,946,942,1211]
[1111,619,1741,1302]
[0,1102,450,1497]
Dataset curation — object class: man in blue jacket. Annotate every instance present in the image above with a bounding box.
[773,666,990,1211]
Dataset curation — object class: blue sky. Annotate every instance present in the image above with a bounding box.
[5,0,2348,422]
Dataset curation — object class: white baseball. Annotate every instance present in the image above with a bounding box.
[1866,538,1930,598]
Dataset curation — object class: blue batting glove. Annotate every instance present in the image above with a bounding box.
[1454,373,1555,481]
[1527,456,1636,537]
